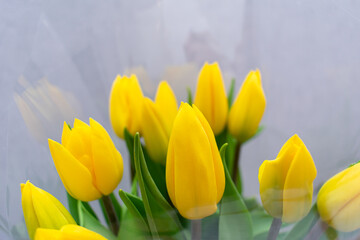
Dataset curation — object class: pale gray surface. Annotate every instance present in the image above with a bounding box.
[1,0,360,239]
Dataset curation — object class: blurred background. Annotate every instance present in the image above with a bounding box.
[1,0,360,239]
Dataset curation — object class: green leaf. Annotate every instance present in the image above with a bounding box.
[78,201,117,240]
[67,192,79,224]
[131,174,139,196]
[67,192,98,224]
[134,133,187,239]
[251,209,273,237]
[284,204,319,240]
[186,87,193,105]
[218,144,253,240]
[227,78,236,107]
[124,128,135,180]
[118,190,150,239]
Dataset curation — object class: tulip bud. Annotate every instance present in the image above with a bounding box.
[141,81,178,163]
[194,62,228,135]
[317,163,360,232]
[21,181,76,240]
[35,225,107,240]
[228,70,266,143]
[109,74,143,138]
[166,103,225,219]
[258,134,317,223]
[48,118,124,201]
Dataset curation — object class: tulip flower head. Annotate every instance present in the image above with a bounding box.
[258,134,317,223]
[21,181,76,240]
[194,62,228,135]
[109,74,143,138]
[142,81,178,163]
[48,118,124,202]
[228,69,266,143]
[35,225,108,240]
[166,103,225,219]
[317,162,360,232]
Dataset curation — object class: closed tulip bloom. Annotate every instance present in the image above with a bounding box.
[317,163,360,232]
[48,118,124,202]
[258,134,317,223]
[228,70,266,143]
[166,103,225,219]
[142,82,178,163]
[21,181,76,240]
[194,62,228,135]
[35,225,107,240]
[109,74,143,138]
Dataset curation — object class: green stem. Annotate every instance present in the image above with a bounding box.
[304,219,328,240]
[191,219,202,240]
[231,142,242,185]
[102,195,119,235]
[267,218,282,240]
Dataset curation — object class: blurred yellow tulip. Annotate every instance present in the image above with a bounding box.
[142,81,178,163]
[228,70,266,143]
[258,134,317,223]
[317,162,360,232]
[21,181,76,240]
[166,103,225,219]
[48,118,123,201]
[109,74,143,138]
[35,225,107,240]
[194,62,228,135]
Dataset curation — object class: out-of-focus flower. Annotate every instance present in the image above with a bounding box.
[258,134,317,223]
[35,225,107,240]
[194,62,228,135]
[21,181,76,240]
[48,118,123,201]
[109,74,143,138]
[166,103,225,219]
[317,163,360,232]
[142,81,178,163]
[228,70,266,143]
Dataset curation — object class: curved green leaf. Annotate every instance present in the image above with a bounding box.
[78,201,116,240]
[219,143,253,240]
[134,133,187,239]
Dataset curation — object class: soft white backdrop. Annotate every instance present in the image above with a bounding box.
[1,0,360,239]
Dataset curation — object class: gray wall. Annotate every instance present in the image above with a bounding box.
[1,0,360,239]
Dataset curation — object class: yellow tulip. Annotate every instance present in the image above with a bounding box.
[166,103,225,219]
[194,62,228,135]
[35,225,108,240]
[228,70,266,143]
[109,74,143,138]
[48,118,124,201]
[317,163,360,232]
[258,134,317,223]
[21,181,76,240]
[142,81,178,163]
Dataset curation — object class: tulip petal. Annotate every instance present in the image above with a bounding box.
[193,104,225,202]
[90,118,123,195]
[228,70,266,143]
[35,228,61,240]
[283,142,316,223]
[48,139,101,201]
[61,122,71,146]
[21,181,40,240]
[142,98,169,163]
[109,75,143,138]
[194,62,228,134]
[171,103,218,219]
[155,81,178,134]
[317,163,360,232]
[61,225,108,240]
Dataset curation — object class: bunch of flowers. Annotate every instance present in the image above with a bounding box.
[21,62,360,240]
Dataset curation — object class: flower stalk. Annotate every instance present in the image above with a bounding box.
[101,195,119,235]
[191,219,202,240]
[267,218,282,240]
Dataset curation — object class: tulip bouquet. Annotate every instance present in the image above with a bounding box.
[20,62,359,240]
